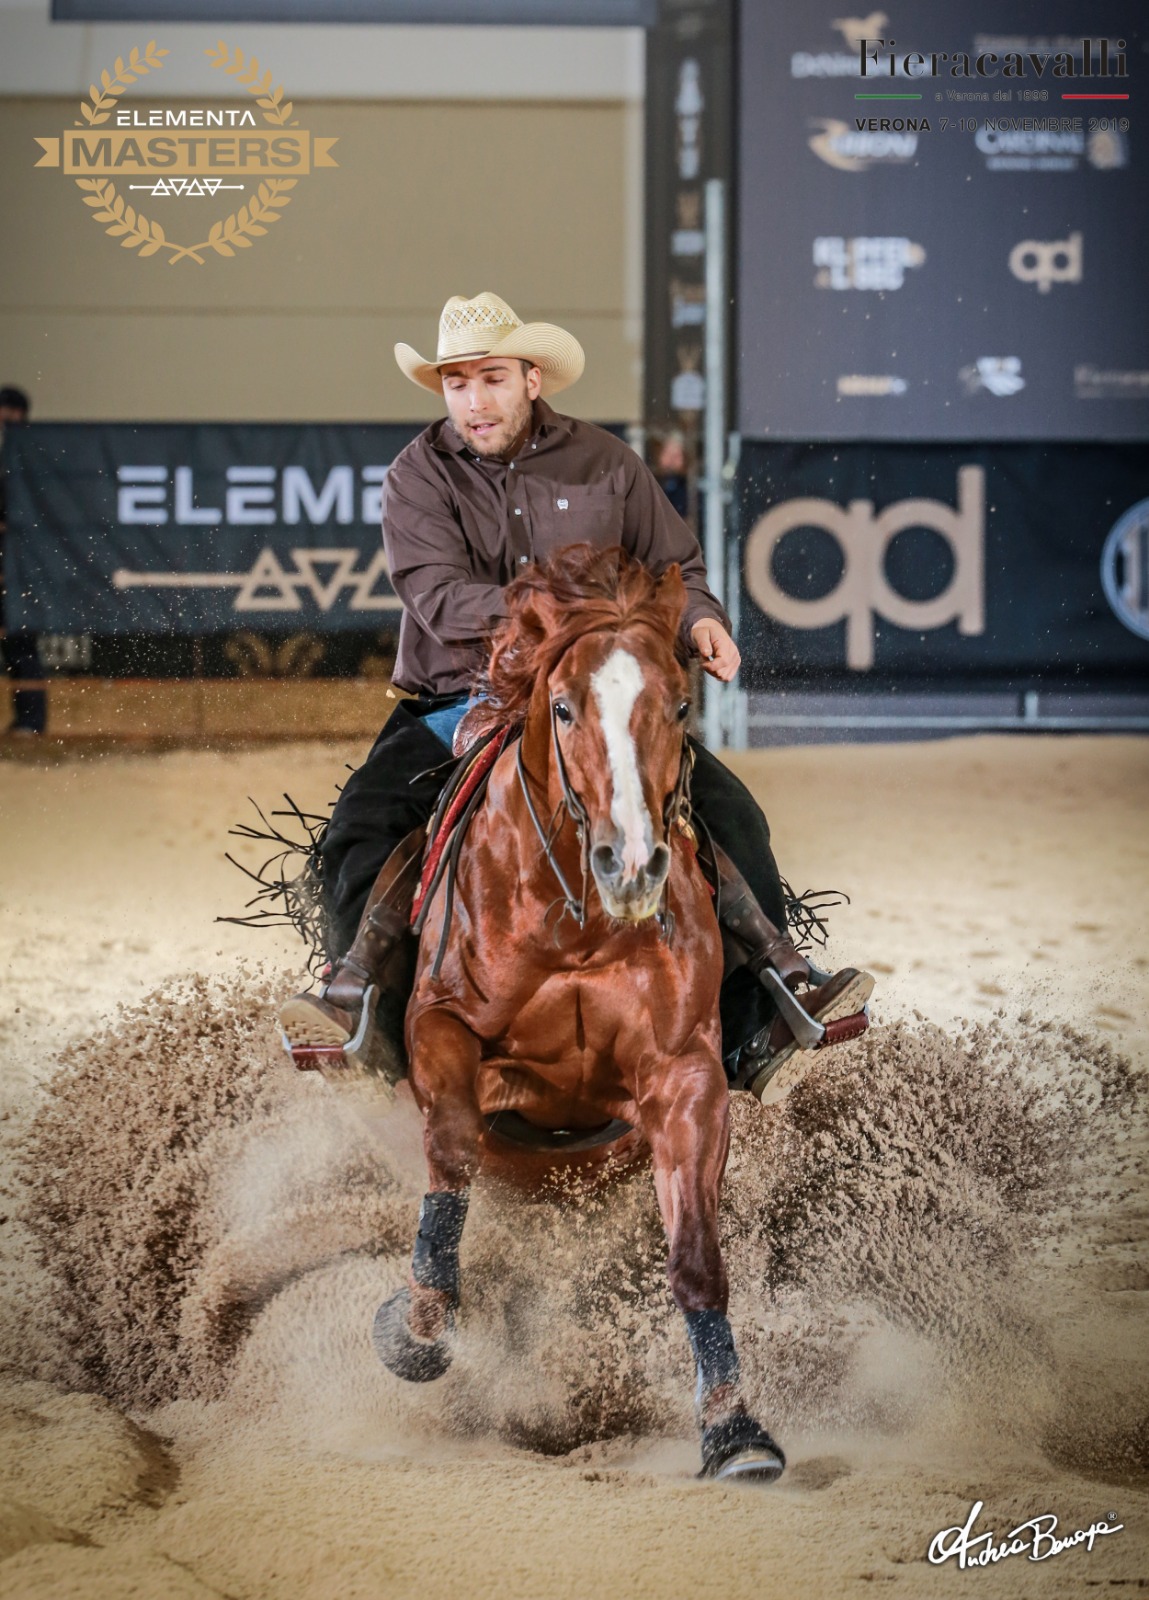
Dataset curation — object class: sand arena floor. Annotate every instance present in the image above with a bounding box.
[0,732,1146,1598]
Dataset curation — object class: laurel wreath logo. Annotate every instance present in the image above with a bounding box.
[72,40,301,265]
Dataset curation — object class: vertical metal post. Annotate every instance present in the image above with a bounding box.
[702,177,727,750]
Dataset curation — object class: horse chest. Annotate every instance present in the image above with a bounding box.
[489,961,669,1072]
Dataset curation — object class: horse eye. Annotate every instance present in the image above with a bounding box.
[554,701,574,726]
[676,700,690,722]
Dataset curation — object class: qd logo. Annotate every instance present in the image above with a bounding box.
[1009,233,1082,293]
[744,466,985,670]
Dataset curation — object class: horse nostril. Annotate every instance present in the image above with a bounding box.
[592,843,621,878]
[648,844,671,883]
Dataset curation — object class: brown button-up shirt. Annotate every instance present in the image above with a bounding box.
[381,398,731,697]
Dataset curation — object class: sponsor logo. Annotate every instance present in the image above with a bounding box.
[39,634,93,671]
[793,27,1128,83]
[792,12,904,78]
[744,465,985,670]
[814,235,925,290]
[976,124,1082,171]
[32,39,338,266]
[808,116,918,170]
[1009,232,1082,292]
[837,375,908,396]
[1101,498,1149,642]
[115,463,388,526]
[959,357,1025,397]
[671,346,705,413]
[676,58,703,180]
[834,12,888,50]
[670,278,706,327]
[974,124,1127,173]
[671,189,704,258]
[112,546,399,614]
[107,468,397,622]
[1075,366,1149,400]
[1087,126,1128,168]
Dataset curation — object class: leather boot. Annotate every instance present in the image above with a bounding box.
[706,841,874,1098]
[278,826,426,1083]
[709,840,811,990]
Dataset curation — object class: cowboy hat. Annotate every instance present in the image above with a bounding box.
[395,291,584,397]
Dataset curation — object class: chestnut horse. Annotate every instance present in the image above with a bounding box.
[373,545,785,1483]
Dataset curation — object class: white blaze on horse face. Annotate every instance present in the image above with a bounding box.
[589,647,653,879]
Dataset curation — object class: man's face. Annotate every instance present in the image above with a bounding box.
[440,357,541,459]
[0,406,27,428]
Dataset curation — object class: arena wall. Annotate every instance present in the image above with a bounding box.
[0,93,642,424]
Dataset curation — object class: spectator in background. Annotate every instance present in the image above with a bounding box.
[0,385,46,737]
[654,430,690,521]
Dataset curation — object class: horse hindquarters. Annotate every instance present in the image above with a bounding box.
[640,1051,785,1483]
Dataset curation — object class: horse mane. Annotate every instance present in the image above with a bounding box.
[456,544,682,751]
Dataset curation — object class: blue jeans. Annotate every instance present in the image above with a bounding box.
[420,692,471,752]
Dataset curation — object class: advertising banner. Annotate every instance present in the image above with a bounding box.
[643,0,733,438]
[738,3,1148,440]
[736,441,1149,684]
[2,422,420,636]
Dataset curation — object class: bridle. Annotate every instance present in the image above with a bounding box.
[515,693,694,940]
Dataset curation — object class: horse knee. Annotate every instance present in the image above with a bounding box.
[422,1103,484,1188]
[667,1232,728,1313]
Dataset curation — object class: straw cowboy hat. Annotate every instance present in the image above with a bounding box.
[395,292,585,397]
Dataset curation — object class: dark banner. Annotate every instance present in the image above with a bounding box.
[736,441,1149,684]
[643,0,733,439]
[737,2,1148,441]
[3,422,421,636]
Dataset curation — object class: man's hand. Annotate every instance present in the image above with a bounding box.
[690,619,741,682]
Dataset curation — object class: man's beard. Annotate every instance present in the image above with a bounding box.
[463,393,533,459]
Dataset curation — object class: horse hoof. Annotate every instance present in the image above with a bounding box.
[699,1414,786,1484]
[372,1288,455,1383]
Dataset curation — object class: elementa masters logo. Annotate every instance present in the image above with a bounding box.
[32,40,339,265]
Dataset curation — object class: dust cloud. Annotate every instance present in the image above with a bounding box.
[1,736,1146,1597]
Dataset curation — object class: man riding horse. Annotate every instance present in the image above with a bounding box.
[278,292,874,1098]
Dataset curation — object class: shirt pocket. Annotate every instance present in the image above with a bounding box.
[531,482,625,551]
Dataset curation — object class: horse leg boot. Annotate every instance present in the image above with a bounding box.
[374,1009,483,1381]
[277,824,426,1083]
[372,1190,468,1382]
[707,841,875,1100]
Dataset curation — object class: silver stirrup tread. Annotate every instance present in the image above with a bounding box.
[758,968,826,1051]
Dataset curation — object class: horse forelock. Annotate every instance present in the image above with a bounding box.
[458,546,680,748]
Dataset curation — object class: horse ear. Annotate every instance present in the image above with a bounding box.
[653,563,687,635]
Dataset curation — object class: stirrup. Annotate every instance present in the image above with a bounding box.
[278,983,404,1089]
[739,967,875,1102]
[756,968,827,1050]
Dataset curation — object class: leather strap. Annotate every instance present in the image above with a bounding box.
[817,1011,869,1048]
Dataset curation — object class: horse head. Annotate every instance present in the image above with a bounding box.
[545,605,689,921]
[469,545,692,924]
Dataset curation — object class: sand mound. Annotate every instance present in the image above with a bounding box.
[12,978,1146,1480]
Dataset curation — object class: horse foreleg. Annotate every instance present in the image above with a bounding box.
[642,1053,786,1484]
[373,1008,483,1383]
